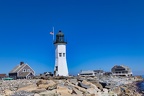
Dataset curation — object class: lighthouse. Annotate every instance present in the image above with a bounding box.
[54,30,69,76]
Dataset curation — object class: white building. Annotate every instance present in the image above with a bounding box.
[53,30,69,76]
[78,70,104,77]
[93,70,105,75]
[78,70,95,77]
[111,65,132,76]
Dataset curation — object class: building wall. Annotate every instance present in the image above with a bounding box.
[111,66,132,76]
[9,73,17,79]
[26,73,35,79]
[18,65,34,76]
[0,74,7,80]
[54,44,68,76]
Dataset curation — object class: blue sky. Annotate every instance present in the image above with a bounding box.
[0,0,144,75]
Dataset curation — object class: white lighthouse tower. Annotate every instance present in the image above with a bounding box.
[54,30,69,76]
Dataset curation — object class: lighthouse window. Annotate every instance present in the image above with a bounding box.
[56,66,58,71]
[59,53,62,57]
[63,53,65,57]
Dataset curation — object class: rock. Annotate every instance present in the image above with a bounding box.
[39,90,58,96]
[133,92,143,96]
[54,80,65,84]
[36,80,48,87]
[69,79,78,85]
[87,77,97,81]
[78,82,90,89]
[112,87,121,95]
[38,84,48,89]
[82,80,99,90]
[134,76,143,81]
[34,93,40,96]
[91,81,103,90]
[18,84,28,88]
[4,89,13,96]
[10,87,18,91]
[46,84,57,90]
[82,80,90,85]
[31,88,47,93]
[97,91,102,96]
[72,88,83,96]
[87,88,97,95]
[105,85,114,89]
[99,82,107,88]
[0,77,143,96]
[17,84,37,92]
[66,80,87,93]
[56,85,72,96]
[11,90,35,96]
[125,88,133,95]
[38,80,56,89]
[77,77,86,82]
[108,91,118,96]
[103,88,108,93]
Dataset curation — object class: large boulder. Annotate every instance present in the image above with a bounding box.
[87,88,98,95]
[4,89,13,96]
[74,85,87,93]
[46,84,57,90]
[65,79,87,93]
[134,76,143,81]
[102,88,108,93]
[78,82,90,89]
[112,87,121,95]
[125,88,134,96]
[108,91,118,96]
[12,90,35,96]
[91,81,103,90]
[71,88,83,96]
[37,80,56,89]
[31,88,47,93]
[82,80,99,90]
[133,92,143,96]
[56,85,72,96]
[82,80,91,85]
[17,84,37,92]
[34,94,40,96]
[77,77,86,82]
[69,79,78,85]
[97,91,102,96]
[36,80,47,87]
[39,90,58,96]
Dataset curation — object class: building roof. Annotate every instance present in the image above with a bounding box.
[0,74,6,77]
[80,70,94,74]
[112,65,130,70]
[9,63,26,73]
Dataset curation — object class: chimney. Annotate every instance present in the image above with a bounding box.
[20,62,24,65]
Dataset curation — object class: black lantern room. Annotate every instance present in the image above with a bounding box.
[54,30,67,44]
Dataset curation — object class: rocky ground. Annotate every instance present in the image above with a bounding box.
[0,75,143,96]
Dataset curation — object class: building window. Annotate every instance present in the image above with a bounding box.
[23,69,26,72]
[63,53,65,57]
[59,53,62,57]
[56,66,58,71]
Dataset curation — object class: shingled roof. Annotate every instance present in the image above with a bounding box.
[9,62,26,73]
